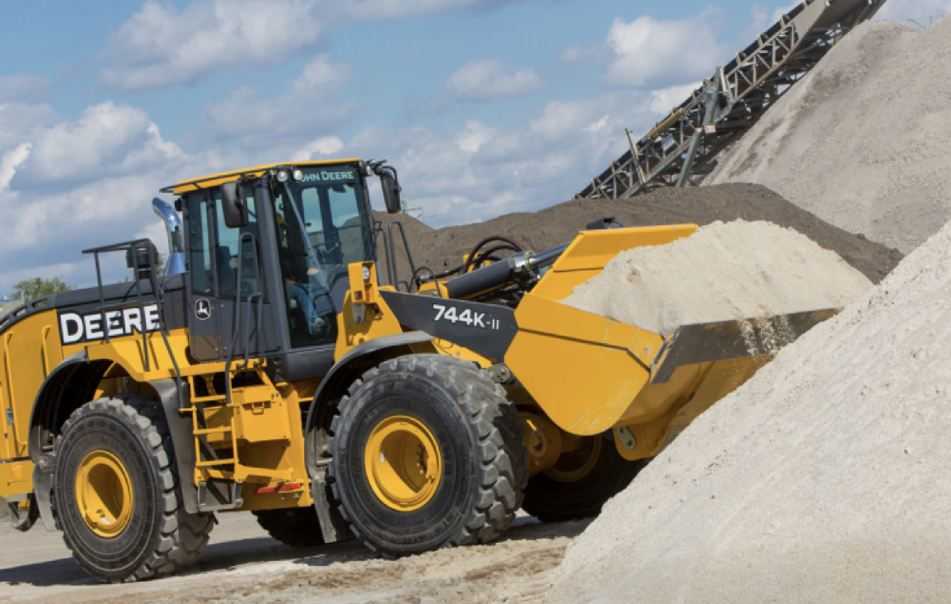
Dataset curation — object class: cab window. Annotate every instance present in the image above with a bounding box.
[185,189,260,299]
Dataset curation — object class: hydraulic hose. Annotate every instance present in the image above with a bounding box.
[444,243,569,300]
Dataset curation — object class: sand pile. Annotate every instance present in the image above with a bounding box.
[565,220,871,334]
[709,18,951,254]
[549,218,951,603]
[400,184,900,284]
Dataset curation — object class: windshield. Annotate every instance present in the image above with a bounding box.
[272,165,373,347]
[276,167,372,271]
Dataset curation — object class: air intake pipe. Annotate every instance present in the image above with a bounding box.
[152,198,186,277]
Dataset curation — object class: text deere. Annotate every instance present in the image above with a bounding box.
[58,304,162,345]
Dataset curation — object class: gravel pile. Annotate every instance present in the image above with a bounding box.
[709,18,951,254]
[390,184,901,284]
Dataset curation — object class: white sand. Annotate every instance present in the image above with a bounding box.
[709,17,951,254]
[564,220,871,335]
[550,216,951,603]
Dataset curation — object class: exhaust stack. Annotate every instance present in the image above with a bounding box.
[152,198,186,277]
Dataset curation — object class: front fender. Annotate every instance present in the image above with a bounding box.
[304,331,433,543]
[308,331,434,423]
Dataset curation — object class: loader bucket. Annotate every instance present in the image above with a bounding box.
[503,225,838,459]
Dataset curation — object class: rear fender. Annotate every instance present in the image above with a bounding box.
[29,354,196,527]
[29,351,108,530]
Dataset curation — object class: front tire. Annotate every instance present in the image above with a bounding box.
[329,355,527,557]
[52,397,214,582]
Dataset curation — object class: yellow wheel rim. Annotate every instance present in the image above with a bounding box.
[74,450,135,539]
[364,415,442,512]
[546,436,602,483]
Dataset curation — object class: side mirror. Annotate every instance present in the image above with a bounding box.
[221,181,249,228]
[379,168,402,214]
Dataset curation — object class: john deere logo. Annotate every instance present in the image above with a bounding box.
[194,298,212,321]
[300,169,355,183]
[58,304,162,345]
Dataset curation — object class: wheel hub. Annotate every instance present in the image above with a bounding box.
[546,436,602,483]
[364,415,442,512]
[74,450,134,539]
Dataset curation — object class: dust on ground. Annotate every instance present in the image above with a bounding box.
[0,513,585,604]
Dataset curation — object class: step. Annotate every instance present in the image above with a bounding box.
[194,426,233,436]
[195,458,236,468]
[192,394,228,404]
[234,465,295,482]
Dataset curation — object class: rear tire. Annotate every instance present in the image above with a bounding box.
[52,397,214,582]
[329,354,527,557]
[522,433,647,522]
[253,508,324,548]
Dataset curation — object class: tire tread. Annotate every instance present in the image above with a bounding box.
[53,396,214,582]
[328,354,528,556]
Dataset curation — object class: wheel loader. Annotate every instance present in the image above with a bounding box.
[0,158,833,581]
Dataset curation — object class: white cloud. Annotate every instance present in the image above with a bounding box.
[877,0,951,23]
[351,91,660,226]
[607,16,722,87]
[531,99,607,140]
[103,0,325,90]
[448,60,542,100]
[0,99,206,291]
[649,82,702,114]
[0,103,56,149]
[345,0,515,19]
[561,44,604,64]
[293,136,345,160]
[0,166,191,290]
[0,143,31,192]
[456,121,495,153]
[207,55,351,141]
[103,0,522,89]
[0,75,47,102]
[17,102,184,186]
[293,55,351,93]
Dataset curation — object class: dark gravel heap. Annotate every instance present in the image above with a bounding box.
[384,184,901,284]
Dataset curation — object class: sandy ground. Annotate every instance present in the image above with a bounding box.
[0,513,585,604]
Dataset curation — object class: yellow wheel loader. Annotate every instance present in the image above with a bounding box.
[0,159,832,581]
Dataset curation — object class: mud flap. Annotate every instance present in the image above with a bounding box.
[32,464,56,531]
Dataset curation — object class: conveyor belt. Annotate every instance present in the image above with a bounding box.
[576,0,887,200]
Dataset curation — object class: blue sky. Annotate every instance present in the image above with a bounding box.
[0,0,943,291]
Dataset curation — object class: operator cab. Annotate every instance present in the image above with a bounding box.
[159,159,402,381]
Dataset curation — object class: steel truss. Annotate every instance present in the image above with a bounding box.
[576,0,887,200]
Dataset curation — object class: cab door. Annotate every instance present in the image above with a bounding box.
[183,187,280,362]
